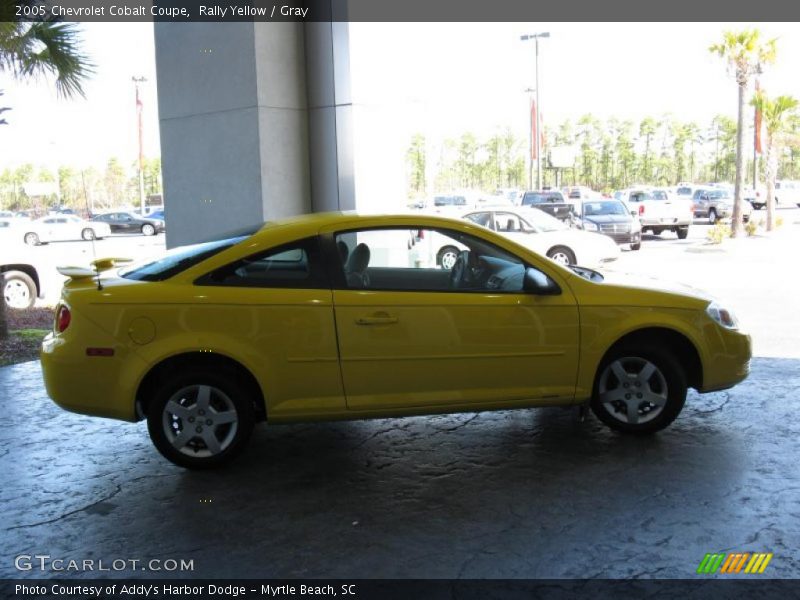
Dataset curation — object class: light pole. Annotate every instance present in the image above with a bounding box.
[521,32,549,190]
[524,87,535,190]
[132,76,147,215]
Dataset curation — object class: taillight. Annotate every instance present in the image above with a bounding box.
[56,305,71,333]
[638,204,645,215]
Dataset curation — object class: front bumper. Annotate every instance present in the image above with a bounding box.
[699,328,752,393]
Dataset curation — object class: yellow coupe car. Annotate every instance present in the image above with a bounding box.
[41,212,751,468]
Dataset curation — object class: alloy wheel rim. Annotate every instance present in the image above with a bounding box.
[551,252,571,265]
[598,357,668,425]
[4,280,30,309]
[162,385,238,457]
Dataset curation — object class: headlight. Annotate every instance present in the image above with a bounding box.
[583,220,599,232]
[706,301,739,330]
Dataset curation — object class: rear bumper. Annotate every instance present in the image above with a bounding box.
[41,333,142,422]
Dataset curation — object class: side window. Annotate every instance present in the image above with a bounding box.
[495,213,523,232]
[196,236,327,289]
[334,227,527,293]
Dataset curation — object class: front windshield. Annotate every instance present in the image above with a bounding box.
[583,201,627,216]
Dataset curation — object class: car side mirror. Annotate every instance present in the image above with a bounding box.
[523,267,561,295]
[630,210,637,217]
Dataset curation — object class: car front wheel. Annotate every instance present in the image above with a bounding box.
[546,246,576,266]
[591,345,687,434]
[708,209,718,224]
[2,270,36,309]
[24,232,40,246]
[147,370,255,469]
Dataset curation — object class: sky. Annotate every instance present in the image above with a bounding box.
[1,22,800,173]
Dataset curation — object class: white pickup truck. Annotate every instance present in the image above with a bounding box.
[1,222,45,308]
[614,187,693,239]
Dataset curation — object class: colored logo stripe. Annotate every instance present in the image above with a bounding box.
[698,552,773,574]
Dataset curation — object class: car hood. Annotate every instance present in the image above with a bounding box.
[599,271,714,304]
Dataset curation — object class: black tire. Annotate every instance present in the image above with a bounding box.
[81,228,96,241]
[437,245,460,270]
[676,226,689,240]
[24,232,40,246]
[141,223,156,236]
[708,208,717,224]
[754,203,764,210]
[591,344,687,435]
[546,245,577,266]
[146,369,256,469]
[2,270,36,309]
[652,228,664,235]
[630,242,641,251]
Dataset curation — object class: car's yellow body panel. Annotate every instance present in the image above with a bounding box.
[41,212,751,424]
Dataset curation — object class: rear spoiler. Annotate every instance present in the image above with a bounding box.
[57,257,133,281]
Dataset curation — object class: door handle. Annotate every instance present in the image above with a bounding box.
[355,313,398,326]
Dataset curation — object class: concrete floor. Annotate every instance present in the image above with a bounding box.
[1,357,798,579]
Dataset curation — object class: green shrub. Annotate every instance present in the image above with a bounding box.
[707,222,732,244]
[776,216,784,228]
[744,218,760,236]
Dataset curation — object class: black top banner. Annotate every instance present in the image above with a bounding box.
[5,0,800,22]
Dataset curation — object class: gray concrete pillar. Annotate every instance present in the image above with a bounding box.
[154,20,353,247]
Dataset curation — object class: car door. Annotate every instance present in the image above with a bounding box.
[194,236,344,418]
[326,224,580,411]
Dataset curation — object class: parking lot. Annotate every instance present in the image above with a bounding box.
[1,208,799,579]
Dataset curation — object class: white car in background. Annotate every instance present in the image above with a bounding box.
[432,207,620,268]
[21,214,111,245]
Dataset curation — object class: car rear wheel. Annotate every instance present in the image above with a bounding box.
[437,246,460,270]
[630,242,641,251]
[708,208,718,224]
[141,223,156,236]
[591,345,687,434]
[24,232,40,246]
[147,370,255,469]
[2,270,36,309]
[81,228,96,241]
[546,246,576,266]
[676,226,689,239]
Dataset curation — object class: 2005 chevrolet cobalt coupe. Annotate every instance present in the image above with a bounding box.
[41,213,751,468]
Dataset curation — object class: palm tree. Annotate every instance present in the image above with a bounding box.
[710,29,776,237]
[750,91,799,231]
[0,21,93,98]
[0,21,91,340]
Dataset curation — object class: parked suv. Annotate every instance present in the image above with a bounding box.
[520,190,573,221]
[692,188,752,224]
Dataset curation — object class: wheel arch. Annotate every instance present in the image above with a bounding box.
[595,326,703,391]
[135,351,267,423]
